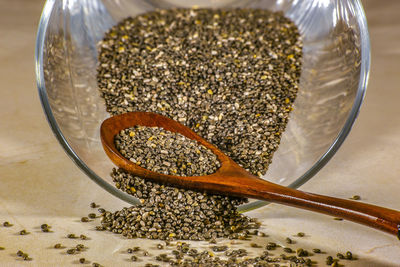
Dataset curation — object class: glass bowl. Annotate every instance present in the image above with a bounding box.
[35,0,370,211]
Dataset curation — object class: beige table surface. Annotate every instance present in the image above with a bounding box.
[1,0,400,266]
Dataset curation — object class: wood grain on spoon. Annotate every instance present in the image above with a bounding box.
[101,111,400,238]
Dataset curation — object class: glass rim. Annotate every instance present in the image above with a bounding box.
[35,0,370,212]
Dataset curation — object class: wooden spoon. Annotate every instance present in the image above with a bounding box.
[101,111,400,238]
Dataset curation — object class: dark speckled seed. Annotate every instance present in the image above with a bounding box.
[3,222,13,227]
[312,248,321,254]
[19,229,29,235]
[346,251,353,260]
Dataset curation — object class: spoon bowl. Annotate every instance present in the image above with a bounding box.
[101,112,400,238]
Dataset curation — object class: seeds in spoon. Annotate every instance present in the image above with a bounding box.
[115,126,220,176]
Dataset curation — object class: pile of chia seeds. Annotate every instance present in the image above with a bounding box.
[115,126,220,176]
[96,7,305,265]
[100,168,253,241]
[97,7,302,177]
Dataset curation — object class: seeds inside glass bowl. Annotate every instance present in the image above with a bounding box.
[115,126,220,176]
[97,7,302,178]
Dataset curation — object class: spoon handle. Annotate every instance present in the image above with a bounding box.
[248,179,400,237]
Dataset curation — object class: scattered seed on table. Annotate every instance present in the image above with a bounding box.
[333,217,343,221]
[3,221,13,227]
[79,258,86,264]
[297,248,309,257]
[156,244,164,249]
[250,243,261,248]
[81,217,89,222]
[67,234,77,239]
[258,232,267,237]
[0,247,4,250]
[90,202,98,208]
[41,224,51,232]
[312,248,322,254]
[54,243,62,249]
[346,251,353,260]
[95,226,105,231]
[19,229,29,235]
[326,256,334,265]
[286,237,293,244]
[337,253,344,259]
[98,208,105,214]
[17,250,24,257]
[350,195,361,200]
[80,234,88,240]
[88,213,97,219]
[92,263,101,267]
[131,255,138,261]
[297,232,305,237]
[67,248,76,255]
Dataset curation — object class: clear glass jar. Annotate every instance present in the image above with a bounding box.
[35,0,370,211]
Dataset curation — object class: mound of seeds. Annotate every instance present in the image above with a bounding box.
[115,126,220,176]
[100,168,257,241]
[97,8,302,177]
